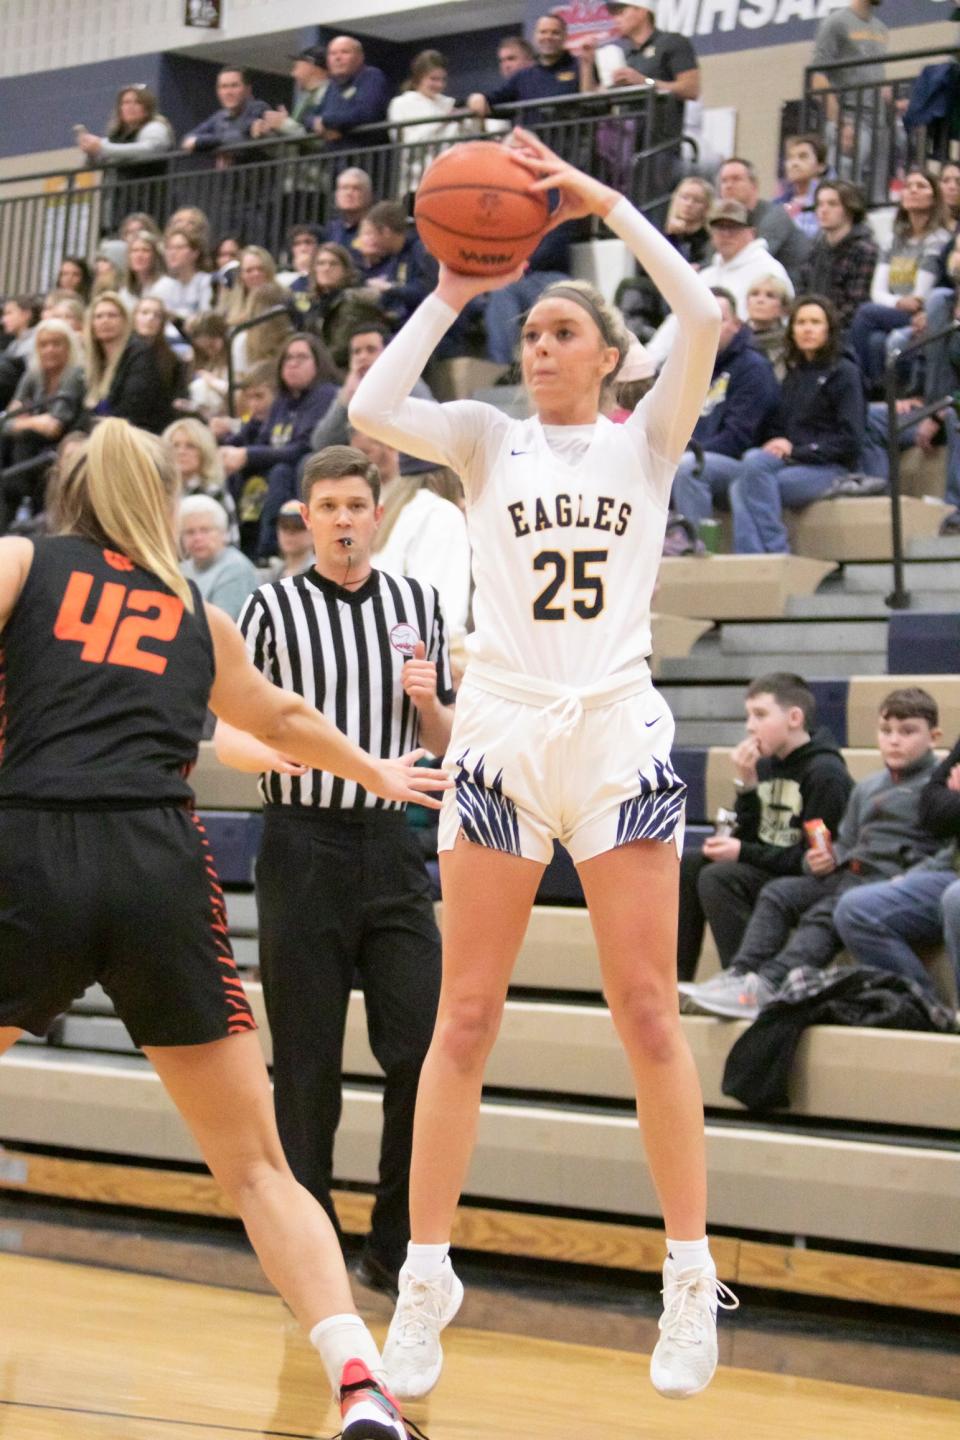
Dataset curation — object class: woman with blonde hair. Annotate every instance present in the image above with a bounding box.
[0,416,449,1440]
[163,415,239,543]
[219,246,278,327]
[122,229,167,306]
[745,273,790,379]
[1,317,86,530]
[83,291,178,433]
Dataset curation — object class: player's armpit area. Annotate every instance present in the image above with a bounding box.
[0,537,35,631]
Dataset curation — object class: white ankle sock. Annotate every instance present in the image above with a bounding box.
[666,1236,713,1272]
[405,1241,450,1281]
[309,1313,385,1395]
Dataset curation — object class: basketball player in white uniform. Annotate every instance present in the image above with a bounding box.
[349,129,738,1402]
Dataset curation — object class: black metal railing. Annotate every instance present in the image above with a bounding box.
[800,45,960,207]
[883,317,958,608]
[0,86,681,296]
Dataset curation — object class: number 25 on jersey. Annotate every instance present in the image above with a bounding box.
[54,571,184,676]
[533,550,607,622]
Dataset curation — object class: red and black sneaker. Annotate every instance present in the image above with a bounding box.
[336,1357,430,1440]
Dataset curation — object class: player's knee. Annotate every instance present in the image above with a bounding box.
[608,979,679,1064]
[434,995,502,1073]
[217,1151,290,1210]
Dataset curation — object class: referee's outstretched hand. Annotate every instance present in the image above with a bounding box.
[370,749,452,810]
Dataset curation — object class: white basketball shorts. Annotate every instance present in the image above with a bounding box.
[437,660,686,866]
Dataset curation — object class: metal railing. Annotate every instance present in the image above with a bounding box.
[800,46,960,207]
[0,86,679,296]
[882,317,958,609]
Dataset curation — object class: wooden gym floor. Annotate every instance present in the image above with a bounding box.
[1,1205,959,1440]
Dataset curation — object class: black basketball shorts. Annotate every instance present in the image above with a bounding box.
[0,806,256,1047]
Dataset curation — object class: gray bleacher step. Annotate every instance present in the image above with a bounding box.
[838,561,960,594]
[60,1015,138,1054]
[673,720,750,746]
[656,684,746,720]
[907,534,960,560]
[224,891,258,932]
[785,590,955,618]
[718,620,888,656]
[660,651,888,681]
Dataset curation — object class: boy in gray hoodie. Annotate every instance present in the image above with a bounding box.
[681,687,943,1018]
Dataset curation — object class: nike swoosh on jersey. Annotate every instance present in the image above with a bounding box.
[510,448,530,456]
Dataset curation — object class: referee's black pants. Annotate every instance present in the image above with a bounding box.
[256,806,441,1276]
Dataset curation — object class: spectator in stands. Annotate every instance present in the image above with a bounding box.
[468,13,586,123]
[0,318,85,531]
[166,206,214,265]
[221,332,340,559]
[351,427,472,638]
[303,243,385,369]
[211,360,277,555]
[497,34,535,78]
[618,176,714,339]
[811,0,891,198]
[219,245,278,326]
[182,67,270,154]
[277,225,323,304]
[849,169,952,388]
[178,493,258,619]
[677,672,853,981]
[324,168,373,252]
[682,687,944,1017]
[164,416,239,544]
[234,282,296,376]
[257,45,330,138]
[1,295,39,364]
[483,220,580,372]
[796,180,878,334]
[645,201,793,369]
[588,3,700,151]
[186,312,230,417]
[718,158,813,281]
[83,291,180,434]
[354,202,438,329]
[311,36,391,146]
[152,229,214,322]
[835,727,960,1000]
[311,325,432,453]
[49,296,87,339]
[118,211,162,245]
[215,235,242,272]
[745,275,791,379]
[121,230,166,307]
[730,295,864,553]
[260,496,316,580]
[389,50,463,198]
[939,161,960,229]
[671,288,780,530]
[73,84,173,177]
[132,297,189,392]
[55,257,92,304]
[92,240,127,300]
[776,134,828,238]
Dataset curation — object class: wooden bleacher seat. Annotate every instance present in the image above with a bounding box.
[786,496,951,562]
[650,612,713,676]
[654,554,836,620]
[847,675,960,744]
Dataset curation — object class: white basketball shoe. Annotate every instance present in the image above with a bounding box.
[381,1257,464,1400]
[650,1258,739,1399]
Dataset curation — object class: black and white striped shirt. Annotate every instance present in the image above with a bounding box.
[238,566,454,810]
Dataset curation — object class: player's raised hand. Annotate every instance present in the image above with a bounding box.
[506,127,620,227]
[435,258,526,311]
[369,749,452,809]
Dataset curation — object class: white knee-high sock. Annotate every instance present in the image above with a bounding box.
[309,1313,385,1395]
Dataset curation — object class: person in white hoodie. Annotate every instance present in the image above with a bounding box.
[645,199,793,369]
[351,428,471,641]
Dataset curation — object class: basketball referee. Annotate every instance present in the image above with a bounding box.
[215,444,454,1295]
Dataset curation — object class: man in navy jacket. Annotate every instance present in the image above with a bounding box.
[671,288,780,528]
[467,14,587,124]
[311,36,391,147]
[182,67,271,155]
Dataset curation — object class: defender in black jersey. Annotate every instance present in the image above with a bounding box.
[0,419,449,1440]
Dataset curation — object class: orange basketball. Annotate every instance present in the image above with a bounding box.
[414,141,550,276]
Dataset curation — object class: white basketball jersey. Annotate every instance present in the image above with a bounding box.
[461,410,674,685]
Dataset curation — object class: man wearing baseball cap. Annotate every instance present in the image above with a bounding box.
[258,44,330,137]
[259,497,316,581]
[587,4,699,137]
[645,199,793,369]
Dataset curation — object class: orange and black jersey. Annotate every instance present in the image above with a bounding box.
[0,536,214,808]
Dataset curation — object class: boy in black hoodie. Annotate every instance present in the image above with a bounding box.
[677,671,852,980]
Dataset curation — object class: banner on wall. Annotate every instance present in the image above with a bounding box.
[185,0,222,28]
[526,0,954,57]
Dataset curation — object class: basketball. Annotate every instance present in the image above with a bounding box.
[414,141,550,276]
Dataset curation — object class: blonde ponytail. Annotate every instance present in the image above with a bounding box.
[53,418,193,611]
